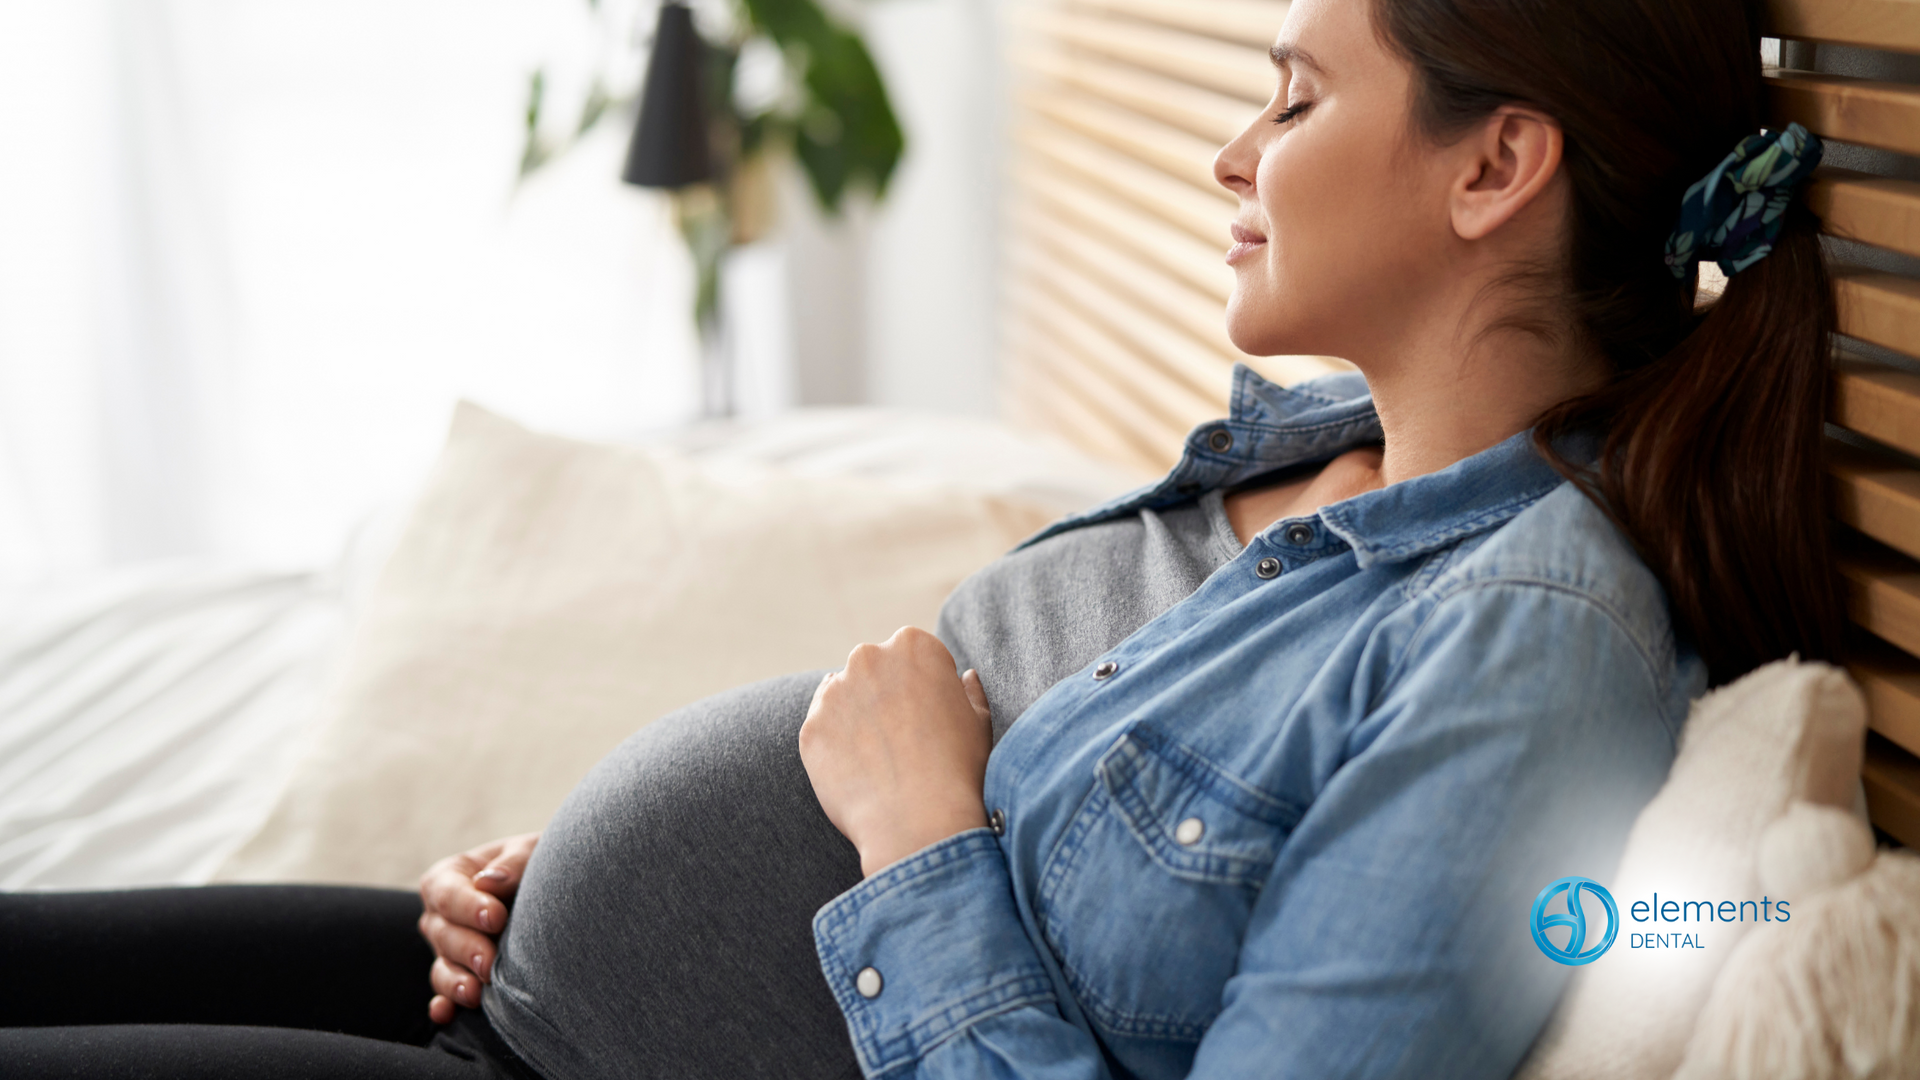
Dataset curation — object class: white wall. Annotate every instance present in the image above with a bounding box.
[784,171,875,408]
[0,1,703,580]
[0,0,1010,580]
[861,0,1004,416]
[733,0,1004,417]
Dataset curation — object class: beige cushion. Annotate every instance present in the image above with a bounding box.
[1516,659,1868,1080]
[216,402,1059,887]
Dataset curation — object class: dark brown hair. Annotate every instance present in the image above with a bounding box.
[1372,0,1843,685]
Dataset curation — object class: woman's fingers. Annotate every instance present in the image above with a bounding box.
[800,627,993,876]
[472,832,540,899]
[421,863,508,935]
[418,852,481,922]
[419,911,499,983]
[430,956,484,1010]
[961,669,991,726]
[418,833,537,1023]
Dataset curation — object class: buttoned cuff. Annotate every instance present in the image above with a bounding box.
[813,829,1057,1078]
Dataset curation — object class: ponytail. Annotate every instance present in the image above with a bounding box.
[1532,205,1844,684]
[1374,0,1845,685]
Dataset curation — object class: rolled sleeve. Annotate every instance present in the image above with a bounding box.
[813,830,1060,1078]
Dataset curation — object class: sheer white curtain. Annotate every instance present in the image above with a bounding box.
[0,0,703,584]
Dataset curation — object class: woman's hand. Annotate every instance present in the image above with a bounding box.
[417,831,540,1024]
[801,627,994,878]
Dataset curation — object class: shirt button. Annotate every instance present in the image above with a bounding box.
[1285,523,1316,546]
[1093,660,1119,680]
[1207,429,1234,453]
[1256,557,1281,579]
[856,967,884,999]
[1175,817,1206,845]
[989,808,1006,836]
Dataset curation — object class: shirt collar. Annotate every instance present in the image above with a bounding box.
[1019,365,1570,564]
[1317,427,1568,568]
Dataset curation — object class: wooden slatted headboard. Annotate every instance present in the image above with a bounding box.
[1771,0,1920,848]
[999,0,1920,847]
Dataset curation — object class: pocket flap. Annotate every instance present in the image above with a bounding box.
[1095,732,1302,886]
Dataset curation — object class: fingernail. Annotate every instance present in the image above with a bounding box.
[476,868,508,882]
[456,981,469,1002]
[473,954,488,978]
[477,906,492,931]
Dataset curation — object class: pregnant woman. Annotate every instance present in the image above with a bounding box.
[2,0,1841,1076]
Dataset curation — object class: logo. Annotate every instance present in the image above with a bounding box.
[1530,876,1619,966]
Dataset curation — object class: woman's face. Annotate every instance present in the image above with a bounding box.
[1214,0,1457,360]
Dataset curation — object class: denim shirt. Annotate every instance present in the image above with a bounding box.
[812,368,1707,1080]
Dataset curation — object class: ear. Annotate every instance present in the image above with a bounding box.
[1449,106,1563,242]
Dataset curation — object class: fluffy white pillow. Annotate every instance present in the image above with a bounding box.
[216,402,1060,887]
[1673,802,1920,1079]
[1516,660,1868,1080]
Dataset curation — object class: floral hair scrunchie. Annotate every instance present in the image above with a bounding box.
[1664,121,1823,280]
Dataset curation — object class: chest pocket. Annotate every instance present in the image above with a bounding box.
[1035,731,1302,1046]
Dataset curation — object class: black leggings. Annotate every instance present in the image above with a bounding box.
[0,885,539,1079]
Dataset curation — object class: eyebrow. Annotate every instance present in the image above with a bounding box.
[1269,44,1328,77]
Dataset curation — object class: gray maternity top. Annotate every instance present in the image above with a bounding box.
[484,492,1244,1080]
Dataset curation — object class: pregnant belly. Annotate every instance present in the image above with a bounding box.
[483,672,862,1080]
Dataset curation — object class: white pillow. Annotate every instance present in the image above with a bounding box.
[215,402,1061,887]
[1515,659,1868,1080]
[1674,803,1920,1079]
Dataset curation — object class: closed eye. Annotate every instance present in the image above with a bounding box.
[1273,102,1312,126]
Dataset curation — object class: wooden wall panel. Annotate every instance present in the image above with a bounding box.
[1013,244,1235,403]
[1010,47,1255,144]
[1809,169,1920,260]
[1014,122,1229,244]
[1840,539,1920,672]
[1865,733,1920,844]
[1834,356,1920,457]
[1013,207,1246,362]
[1768,10,1920,844]
[1013,163,1230,300]
[1765,71,1920,158]
[1835,269,1920,359]
[1064,0,1288,47]
[1015,8,1273,102]
[1831,442,1920,564]
[1020,89,1231,193]
[1850,637,1920,757]
[1767,0,1920,54]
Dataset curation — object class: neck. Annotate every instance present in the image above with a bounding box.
[1358,321,1603,489]
[1221,317,1596,544]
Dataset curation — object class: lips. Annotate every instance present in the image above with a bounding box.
[1227,222,1267,265]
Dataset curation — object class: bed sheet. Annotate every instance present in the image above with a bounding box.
[0,564,354,889]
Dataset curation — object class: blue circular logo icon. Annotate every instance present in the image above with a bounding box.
[1530,876,1618,966]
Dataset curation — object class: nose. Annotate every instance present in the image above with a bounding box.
[1214,121,1259,197]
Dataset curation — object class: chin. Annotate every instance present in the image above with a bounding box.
[1227,275,1353,359]
[1225,291,1302,358]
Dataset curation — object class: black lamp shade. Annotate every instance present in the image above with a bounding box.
[623,2,714,188]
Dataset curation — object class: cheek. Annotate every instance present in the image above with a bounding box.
[1226,120,1442,356]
